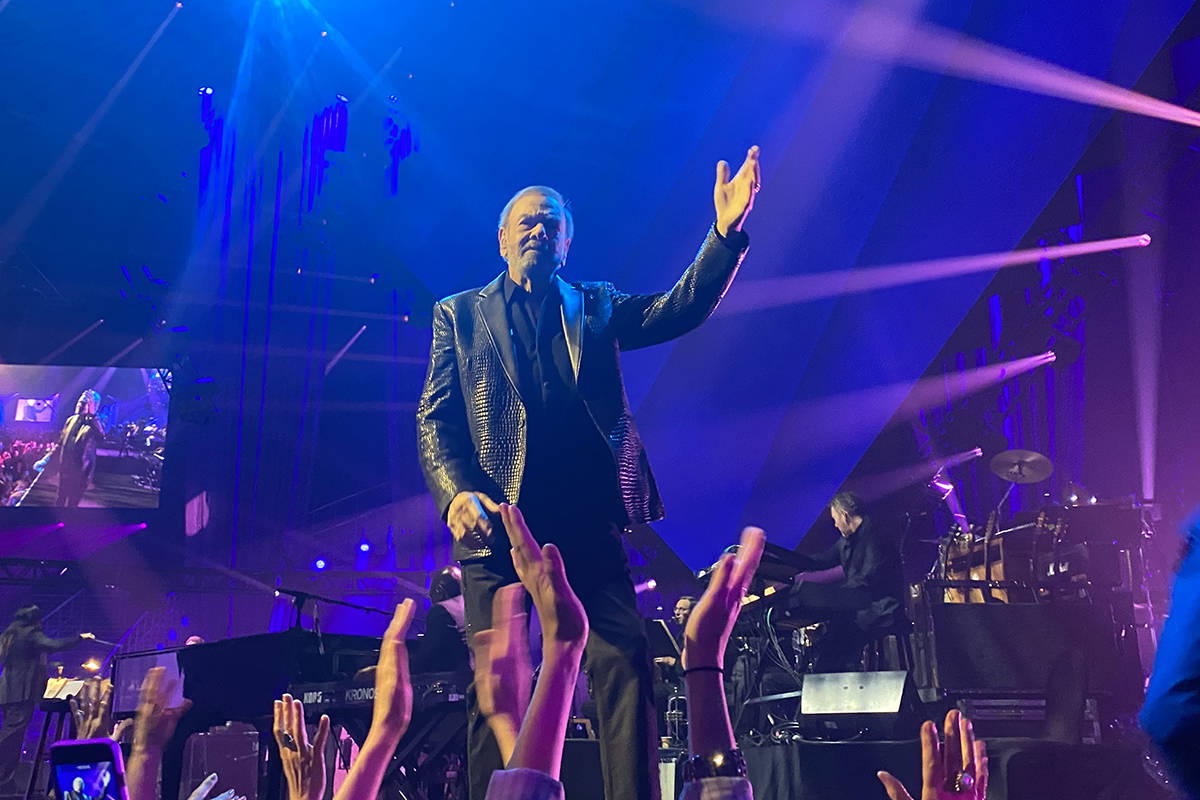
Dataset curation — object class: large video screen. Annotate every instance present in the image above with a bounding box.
[0,365,170,509]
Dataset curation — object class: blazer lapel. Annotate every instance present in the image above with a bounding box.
[557,274,583,381]
[476,273,525,403]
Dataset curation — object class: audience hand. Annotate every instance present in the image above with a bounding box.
[370,599,416,742]
[185,773,244,800]
[684,526,764,669]
[131,666,193,755]
[274,694,330,800]
[127,666,194,800]
[472,583,530,763]
[877,710,988,800]
[69,676,114,739]
[499,504,587,653]
[448,491,500,543]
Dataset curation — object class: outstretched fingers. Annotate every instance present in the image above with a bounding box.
[715,160,731,188]
[730,526,765,594]
[875,771,914,800]
[500,504,541,571]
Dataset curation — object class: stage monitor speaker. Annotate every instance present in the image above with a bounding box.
[800,670,917,739]
[919,602,1143,713]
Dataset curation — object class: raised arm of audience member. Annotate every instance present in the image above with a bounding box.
[1141,510,1200,796]
[70,676,114,739]
[877,709,987,800]
[472,582,530,764]
[273,692,331,800]
[126,667,194,800]
[330,599,416,800]
[478,504,589,800]
[679,525,764,800]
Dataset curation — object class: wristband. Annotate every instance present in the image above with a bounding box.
[682,749,747,780]
[682,665,723,676]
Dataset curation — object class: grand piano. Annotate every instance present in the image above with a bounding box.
[116,629,382,800]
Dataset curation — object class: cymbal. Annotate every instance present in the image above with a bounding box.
[989,449,1053,484]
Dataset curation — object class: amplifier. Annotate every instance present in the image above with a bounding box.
[910,601,1143,714]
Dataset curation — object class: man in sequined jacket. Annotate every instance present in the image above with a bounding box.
[417,146,761,800]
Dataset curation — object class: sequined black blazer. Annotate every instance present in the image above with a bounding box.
[417,225,749,560]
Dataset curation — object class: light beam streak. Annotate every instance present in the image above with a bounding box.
[722,234,1149,314]
[39,319,105,364]
[325,325,367,376]
[0,4,180,273]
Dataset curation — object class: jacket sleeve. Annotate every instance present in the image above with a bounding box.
[33,632,81,652]
[610,226,748,351]
[484,769,564,800]
[678,776,754,800]
[1141,515,1200,796]
[416,301,504,518]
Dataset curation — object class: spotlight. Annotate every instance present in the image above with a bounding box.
[1138,233,1152,247]
[336,94,349,103]
[313,558,327,571]
[320,30,328,37]
[1089,496,1098,505]
[81,659,101,672]
[138,522,148,529]
[56,522,65,528]
[358,541,371,553]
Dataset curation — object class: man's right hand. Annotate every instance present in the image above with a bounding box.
[448,492,501,543]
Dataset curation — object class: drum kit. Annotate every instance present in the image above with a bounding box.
[928,447,1154,605]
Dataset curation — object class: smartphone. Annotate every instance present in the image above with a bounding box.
[49,739,128,800]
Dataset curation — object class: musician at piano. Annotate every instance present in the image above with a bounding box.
[415,566,471,674]
[0,605,94,793]
[786,491,906,672]
[417,147,761,800]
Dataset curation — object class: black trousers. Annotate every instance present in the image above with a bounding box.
[0,701,34,785]
[56,468,88,508]
[460,519,660,800]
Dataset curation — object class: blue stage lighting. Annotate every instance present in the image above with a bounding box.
[358,541,371,553]
[313,558,327,571]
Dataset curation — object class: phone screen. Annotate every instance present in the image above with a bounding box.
[54,761,120,800]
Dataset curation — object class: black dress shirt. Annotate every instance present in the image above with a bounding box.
[501,275,625,536]
[794,516,905,632]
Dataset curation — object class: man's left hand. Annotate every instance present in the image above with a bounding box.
[714,145,762,238]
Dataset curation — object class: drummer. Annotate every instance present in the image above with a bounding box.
[787,491,906,671]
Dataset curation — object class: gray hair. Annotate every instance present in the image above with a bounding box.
[497,185,574,239]
[830,491,866,518]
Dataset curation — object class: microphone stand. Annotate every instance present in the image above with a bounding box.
[273,587,394,632]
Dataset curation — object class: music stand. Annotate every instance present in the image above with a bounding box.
[647,620,681,661]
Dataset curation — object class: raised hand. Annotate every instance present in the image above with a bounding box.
[273,694,330,800]
[498,504,587,652]
[132,666,192,755]
[371,599,416,742]
[448,491,501,544]
[683,526,764,669]
[185,773,245,800]
[714,145,762,238]
[877,710,988,800]
[472,583,531,763]
[69,676,114,739]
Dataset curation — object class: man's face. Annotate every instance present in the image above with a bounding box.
[831,505,853,537]
[72,779,84,793]
[498,193,571,278]
[673,598,694,626]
